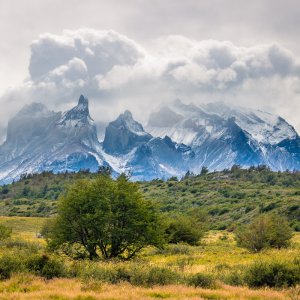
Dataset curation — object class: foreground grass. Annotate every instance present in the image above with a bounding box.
[0,274,296,300]
[0,217,299,299]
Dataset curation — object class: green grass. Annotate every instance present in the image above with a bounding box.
[0,216,45,241]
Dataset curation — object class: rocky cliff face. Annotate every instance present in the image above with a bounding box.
[146,100,300,172]
[102,110,151,155]
[0,95,105,184]
[1,96,300,184]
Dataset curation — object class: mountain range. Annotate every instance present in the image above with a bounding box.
[0,94,299,184]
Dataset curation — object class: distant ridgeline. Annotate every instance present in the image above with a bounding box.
[0,95,300,184]
[0,167,299,231]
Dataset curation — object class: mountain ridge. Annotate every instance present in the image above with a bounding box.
[0,95,300,184]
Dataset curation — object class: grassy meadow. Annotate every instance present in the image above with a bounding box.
[0,216,299,300]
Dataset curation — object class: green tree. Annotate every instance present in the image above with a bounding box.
[236,214,293,252]
[45,174,164,260]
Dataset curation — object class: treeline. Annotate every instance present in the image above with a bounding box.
[0,166,299,231]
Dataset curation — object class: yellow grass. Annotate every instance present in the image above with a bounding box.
[143,231,300,275]
[0,274,296,300]
[0,216,45,242]
[0,217,299,299]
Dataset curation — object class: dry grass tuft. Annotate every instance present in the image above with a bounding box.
[0,275,294,300]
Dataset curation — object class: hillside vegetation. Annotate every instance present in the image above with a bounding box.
[0,166,299,231]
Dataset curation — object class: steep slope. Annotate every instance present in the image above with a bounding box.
[0,95,106,184]
[103,110,151,155]
[127,136,194,180]
[1,95,300,184]
[101,111,194,180]
[146,100,300,172]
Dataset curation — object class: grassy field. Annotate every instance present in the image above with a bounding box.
[0,216,46,242]
[0,216,299,299]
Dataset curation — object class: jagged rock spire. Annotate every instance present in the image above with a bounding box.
[57,94,93,126]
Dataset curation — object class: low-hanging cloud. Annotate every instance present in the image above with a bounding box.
[1,28,300,134]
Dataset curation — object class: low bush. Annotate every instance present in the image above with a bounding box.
[77,262,180,287]
[244,258,300,288]
[187,272,216,288]
[25,254,65,279]
[0,255,24,280]
[236,214,293,252]
[131,266,180,287]
[165,215,206,246]
[214,264,245,286]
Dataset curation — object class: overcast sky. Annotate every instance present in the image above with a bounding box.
[1,0,300,135]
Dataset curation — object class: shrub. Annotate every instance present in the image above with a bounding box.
[214,264,245,286]
[187,273,216,288]
[26,254,65,279]
[267,214,293,248]
[165,215,206,246]
[78,262,180,287]
[244,259,300,288]
[0,255,24,280]
[236,214,293,252]
[131,266,180,287]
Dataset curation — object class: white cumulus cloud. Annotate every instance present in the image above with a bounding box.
[1,28,300,135]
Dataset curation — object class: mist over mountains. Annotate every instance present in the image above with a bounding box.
[0,94,299,184]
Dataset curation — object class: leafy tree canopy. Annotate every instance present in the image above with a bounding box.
[45,174,164,260]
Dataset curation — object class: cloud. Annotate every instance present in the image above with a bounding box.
[29,29,145,80]
[1,28,300,135]
[96,37,300,93]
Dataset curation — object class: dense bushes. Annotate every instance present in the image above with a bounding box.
[26,254,65,279]
[0,254,24,280]
[165,210,208,246]
[244,258,300,288]
[236,214,293,252]
[187,273,216,288]
[214,259,300,288]
[0,253,65,280]
[69,261,181,287]
[165,216,204,245]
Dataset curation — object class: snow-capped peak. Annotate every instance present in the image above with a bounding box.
[202,102,297,145]
[103,110,152,155]
[57,94,93,127]
[115,110,148,136]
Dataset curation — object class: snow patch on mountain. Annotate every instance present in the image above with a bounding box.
[202,102,297,145]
